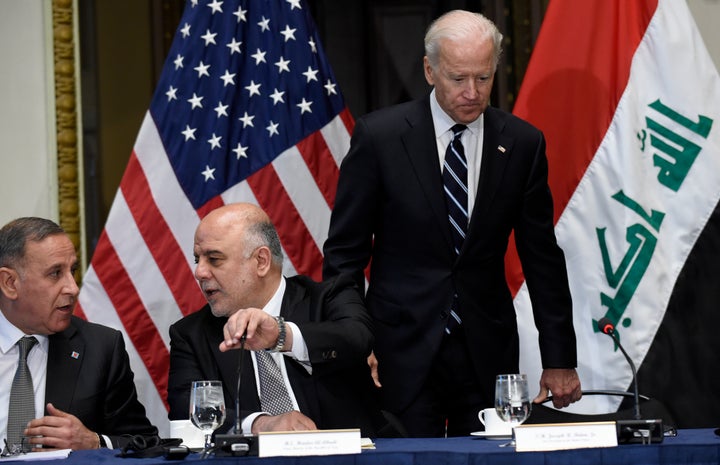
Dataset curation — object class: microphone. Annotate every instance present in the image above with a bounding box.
[597,317,663,444]
[597,318,640,420]
[215,334,257,456]
[235,334,246,433]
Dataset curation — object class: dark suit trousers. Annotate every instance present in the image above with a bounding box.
[396,329,489,437]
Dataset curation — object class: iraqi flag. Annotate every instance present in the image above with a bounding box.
[509,0,720,427]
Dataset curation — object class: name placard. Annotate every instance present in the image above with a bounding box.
[514,421,618,452]
[258,428,361,457]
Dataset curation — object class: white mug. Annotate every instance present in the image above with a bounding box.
[478,407,512,435]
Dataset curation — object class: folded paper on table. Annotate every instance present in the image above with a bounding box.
[258,428,361,457]
[514,421,618,452]
[0,448,71,461]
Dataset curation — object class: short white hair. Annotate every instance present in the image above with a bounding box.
[424,10,503,70]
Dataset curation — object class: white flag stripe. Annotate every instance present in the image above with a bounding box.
[517,0,720,414]
[134,112,200,270]
[221,181,300,278]
[220,175,257,205]
[104,192,183,349]
[320,114,351,166]
[272,145,332,252]
[78,267,170,436]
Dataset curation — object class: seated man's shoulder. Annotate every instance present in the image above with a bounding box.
[289,274,360,297]
[66,315,119,338]
[171,304,215,331]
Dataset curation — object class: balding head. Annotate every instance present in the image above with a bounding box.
[193,203,283,317]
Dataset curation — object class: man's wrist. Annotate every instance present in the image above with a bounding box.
[267,316,286,352]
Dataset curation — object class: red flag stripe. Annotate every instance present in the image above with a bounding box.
[295,132,339,208]
[321,111,353,167]
[73,303,87,320]
[248,165,324,281]
[506,0,659,295]
[338,107,355,137]
[197,195,226,220]
[90,230,170,408]
[120,153,206,315]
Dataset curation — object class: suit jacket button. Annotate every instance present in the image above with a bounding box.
[440,311,448,319]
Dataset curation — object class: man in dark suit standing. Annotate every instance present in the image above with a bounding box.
[323,10,582,437]
[167,203,378,436]
[0,217,157,451]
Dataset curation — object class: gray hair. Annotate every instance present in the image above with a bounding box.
[0,217,66,268]
[244,220,284,268]
[425,10,503,70]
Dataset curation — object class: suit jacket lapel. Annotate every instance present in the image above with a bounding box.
[468,107,514,238]
[46,325,83,412]
[401,97,455,251]
[204,314,240,397]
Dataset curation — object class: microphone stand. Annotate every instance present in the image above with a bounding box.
[215,335,258,456]
[598,318,663,444]
[601,325,641,420]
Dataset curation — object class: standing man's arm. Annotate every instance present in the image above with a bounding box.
[299,275,373,372]
[323,118,378,285]
[512,130,581,407]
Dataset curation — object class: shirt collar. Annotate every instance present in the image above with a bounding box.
[262,276,286,318]
[0,308,49,355]
[429,88,484,138]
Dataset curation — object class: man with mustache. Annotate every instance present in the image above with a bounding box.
[167,203,382,436]
[0,217,157,452]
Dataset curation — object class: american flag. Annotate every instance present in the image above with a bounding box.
[76,0,353,434]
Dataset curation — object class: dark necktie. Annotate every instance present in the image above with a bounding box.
[7,336,38,452]
[442,124,468,333]
[255,350,294,416]
[443,124,469,254]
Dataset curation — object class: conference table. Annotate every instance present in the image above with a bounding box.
[9,429,719,465]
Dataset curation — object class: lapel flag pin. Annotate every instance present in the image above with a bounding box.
[71,351,80,359]
[498,145,506,153]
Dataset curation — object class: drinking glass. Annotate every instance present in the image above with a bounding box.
[494,373,531,446]
[190,380,226,455]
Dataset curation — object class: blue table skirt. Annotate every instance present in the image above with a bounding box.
[7,428,718,465]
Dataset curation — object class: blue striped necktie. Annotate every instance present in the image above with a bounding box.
[442,124,468,333]
[443,124,469,255]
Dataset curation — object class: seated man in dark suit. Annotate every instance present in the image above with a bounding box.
[167,202,379,436]
[0,217,157,452]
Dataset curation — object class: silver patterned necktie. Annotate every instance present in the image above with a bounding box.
[255,350,294,415]
[7,336,38,452]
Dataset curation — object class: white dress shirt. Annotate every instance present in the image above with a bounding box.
[241,277,311,434]
[430,88,485,222]
[0,309,48,446]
